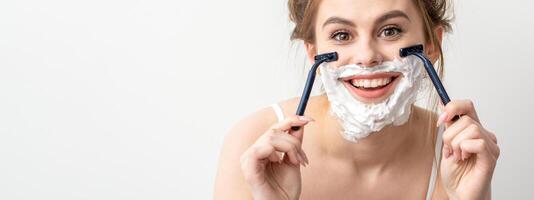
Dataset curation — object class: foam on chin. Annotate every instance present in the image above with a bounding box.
[319,56,424,142]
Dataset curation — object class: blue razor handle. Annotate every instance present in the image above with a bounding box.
[291,52,338,131]
[399,44,460,121]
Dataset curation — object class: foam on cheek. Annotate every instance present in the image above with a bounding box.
[319,56,424,142]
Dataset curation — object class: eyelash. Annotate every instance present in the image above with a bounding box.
[329,25,404,42]
[330,29,352,42]
[379,25,404,38]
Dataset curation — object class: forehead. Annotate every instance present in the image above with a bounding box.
[316,0,419,25]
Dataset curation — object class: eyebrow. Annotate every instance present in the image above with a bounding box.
[376,10,411,24]
[322,17,355,29]
[322,10,411,29]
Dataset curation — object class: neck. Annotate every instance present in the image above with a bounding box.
[315,96,426,172]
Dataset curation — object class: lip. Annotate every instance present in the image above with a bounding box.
[340,72,402,100]
[340,72,401,81]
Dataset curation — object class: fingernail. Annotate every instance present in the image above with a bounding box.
[297,154,307,167]
[298,116,315,122]
[300,151,309,165]
[461,152,467,161]
[444,145,450,158]
[436,112,447,127]
[296,153,304,163]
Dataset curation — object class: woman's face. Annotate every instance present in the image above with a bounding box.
[307,0,442,103]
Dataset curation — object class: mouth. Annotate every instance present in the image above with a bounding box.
[340,72,402,100]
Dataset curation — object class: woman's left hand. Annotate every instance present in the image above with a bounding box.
[438,99,500,200]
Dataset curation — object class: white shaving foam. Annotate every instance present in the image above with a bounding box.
[319,56,424,142]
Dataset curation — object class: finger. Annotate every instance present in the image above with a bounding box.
[450,124,482,161]
[268,136,303,165]
[247,129,300,162]
[270,115,314,134]
[289,122,306,141]
[460,138,501,167]
[443,99,480,123]
[442,116,475,145]
[459,139,489,160]
[491,142,501,160]
[247,143,276,161]
[442,143,453,159]
[240,144,276,181]
[240,144,281,185]
[278,125,309,165]
[486,134,501,158]
[268,152,281,162]
[274,132,308,165]
[488,131,498,144]
[273,130,302,148]
[481,130,499,157]
[261,125,307,166]
[299,148,309,165]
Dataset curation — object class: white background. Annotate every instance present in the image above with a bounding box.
[1,0,533,199]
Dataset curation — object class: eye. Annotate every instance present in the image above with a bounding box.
[379,26,403,38]
[331,30,352,41]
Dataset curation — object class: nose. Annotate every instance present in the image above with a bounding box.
[350,40,384,67]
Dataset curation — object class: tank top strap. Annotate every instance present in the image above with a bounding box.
[270,103,285,122]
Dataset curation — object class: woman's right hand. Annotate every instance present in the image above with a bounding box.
[239,115,313,200]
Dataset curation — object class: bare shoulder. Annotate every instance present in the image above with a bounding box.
[277,95,330,119]
[223,105,279,146]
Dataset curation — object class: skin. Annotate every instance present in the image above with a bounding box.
[214,0,500,199]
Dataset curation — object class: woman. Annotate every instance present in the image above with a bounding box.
[214,0,500,199]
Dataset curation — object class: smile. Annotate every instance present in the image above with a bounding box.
[340,72,401,99]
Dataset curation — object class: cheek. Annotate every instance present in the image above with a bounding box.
[392,33,427,52]
[315,44,355,67]
[376,45,402,60]
[375,39,428,61]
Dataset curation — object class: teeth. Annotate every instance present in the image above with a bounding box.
[371,79,379,87]
[363,80,371,88]
[350,77,392,88]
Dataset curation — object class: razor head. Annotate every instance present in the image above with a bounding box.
[314,52,338,62]
[399,44,424,57]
